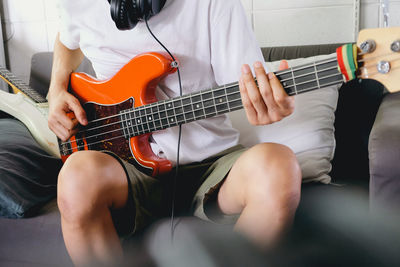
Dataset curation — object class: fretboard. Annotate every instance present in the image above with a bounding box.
[0,67,46,103]
[120,55,344,138]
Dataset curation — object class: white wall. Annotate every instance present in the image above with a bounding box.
[1,0,58,84]
[243,0,360,47]
[1,0,400,85]
[361,0,400,28]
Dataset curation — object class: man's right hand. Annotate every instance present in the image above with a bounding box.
[48,90,88,142]
[48,33,86,141]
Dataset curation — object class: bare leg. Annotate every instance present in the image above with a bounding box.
[218,143,301,248]
[57,151,129,266]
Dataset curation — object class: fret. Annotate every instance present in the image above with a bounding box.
[158,102,169,129]
[152,105,162,131]
[317,65,341,80]
[175,98,186,124]
[120,111,129,139]
[318,73,344,88]
[226,87,241,111]
[172,99,183,124]
[224,85,231,112]
[201,90,217,118]
[276,57,342,96]
[292,65,318,93]
[0,68,47,103]
[129,109,136,136]
[191,93,206,120]
[213,87,228,115]
[165,100,177,126]
[313,61,321,89]
[199,92,208,119]
[140,108,149,132]
[124,111,131,137]
[276,71,294,95]
[134,109,143,135]
[288,68,297,95]
[131,109,138,135]
[145,106,155,131]
[228,99,242,110]
[182,95,195,122]
[120,55,343,139]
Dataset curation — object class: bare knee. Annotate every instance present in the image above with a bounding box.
[57,151,126,224]
[243,143,301,212]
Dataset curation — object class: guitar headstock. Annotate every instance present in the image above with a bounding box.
[357,27,400,93]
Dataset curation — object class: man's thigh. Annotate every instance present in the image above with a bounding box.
[0,118,62,218]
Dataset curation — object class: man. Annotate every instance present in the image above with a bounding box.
[49,0,301,265]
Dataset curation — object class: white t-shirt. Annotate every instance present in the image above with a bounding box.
[58,0,265,165]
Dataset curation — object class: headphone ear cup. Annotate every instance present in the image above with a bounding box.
[150,0,166,15]
[141,0,165,18]
[110,0,139,30]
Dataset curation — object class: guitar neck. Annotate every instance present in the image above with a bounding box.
[0,67,47,103]
[120,55,343,138]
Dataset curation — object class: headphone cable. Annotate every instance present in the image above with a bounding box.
[145,18,182,243]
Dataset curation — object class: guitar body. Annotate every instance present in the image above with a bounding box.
[0,90,60,157]
[62,52,176,176]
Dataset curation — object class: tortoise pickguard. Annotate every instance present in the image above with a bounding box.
[59,98,154,175]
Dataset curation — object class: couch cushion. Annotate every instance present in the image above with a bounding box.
[230,54,340,183]
[0,200,73,266]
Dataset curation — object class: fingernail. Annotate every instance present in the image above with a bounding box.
[242,65,251,74]
[254,61,263,68]
[268,72,275,79]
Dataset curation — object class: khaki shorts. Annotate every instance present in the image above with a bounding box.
[108,145,246,237]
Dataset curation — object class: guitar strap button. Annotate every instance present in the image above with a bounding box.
[171,61,179,68]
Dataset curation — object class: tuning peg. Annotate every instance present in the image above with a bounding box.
[377,61,391,74]
[360,40,376,54]
[391,40,400,52]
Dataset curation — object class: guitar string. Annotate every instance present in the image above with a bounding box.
[75,62,340,128]
[0,74,45,102]
[59,68,342,146]
[60,70,342,147]
[72,89,245,134]
[0,68,46,103]
[109,52,400,141]
[359,54,400,70]
[85,59,339,125]
[357,64,400,79]
[69,67,340,136]
[357,51,399,63]
[60,79,343,153]
[69,69,343,141]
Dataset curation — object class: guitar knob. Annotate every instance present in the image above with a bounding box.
[391,40,400,52]
[360,40,376,54]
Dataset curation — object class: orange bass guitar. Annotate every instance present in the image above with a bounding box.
[60,27,400,177]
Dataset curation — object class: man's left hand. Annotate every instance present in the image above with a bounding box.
[239,61,294,126]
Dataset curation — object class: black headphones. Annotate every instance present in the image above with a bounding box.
[108,0,167,30]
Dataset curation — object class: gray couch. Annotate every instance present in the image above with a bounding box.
[1,46,397,267]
